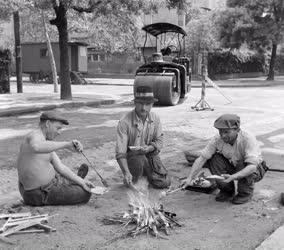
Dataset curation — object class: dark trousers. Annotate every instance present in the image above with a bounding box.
[204,153,266,196]
[19,174,91,206]
[127,153,171,189]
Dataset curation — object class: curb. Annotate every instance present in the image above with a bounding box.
[0,99,115,118]
[90,82,274,88]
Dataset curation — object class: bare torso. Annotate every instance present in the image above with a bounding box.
[16,129,56,190]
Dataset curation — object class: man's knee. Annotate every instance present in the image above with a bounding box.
[207,153,233,174]
[127,155,148,181]
[81,190,92,204]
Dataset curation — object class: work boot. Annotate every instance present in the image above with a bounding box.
[77,163,89,179]
[215,190,234,202]
[232,193,252,205]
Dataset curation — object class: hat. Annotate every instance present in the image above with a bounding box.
[40,111,69,125]
[134,85,158,103]
[214,114,240,129]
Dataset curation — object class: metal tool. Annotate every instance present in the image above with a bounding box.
[79,151,109,188]
[267,168,284,173]
[165,187,184,195]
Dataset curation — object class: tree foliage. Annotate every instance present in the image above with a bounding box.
[185,9,220,53]
[217,0,284,80]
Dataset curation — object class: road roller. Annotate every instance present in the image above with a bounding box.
[134,22,191,106]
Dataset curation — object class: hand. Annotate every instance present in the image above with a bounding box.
[180,177,193,189]
[82,180,95,192]
[123,172,133,187]
[220,174,235,183]
[72,140,83,152]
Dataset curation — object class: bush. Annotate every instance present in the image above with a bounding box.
[208,49,265,77]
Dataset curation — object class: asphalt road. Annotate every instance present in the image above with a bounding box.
[1,85,284,198]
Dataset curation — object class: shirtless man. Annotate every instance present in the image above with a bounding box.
[17,111,93,206]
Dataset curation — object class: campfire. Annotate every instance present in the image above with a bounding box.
[102,187,182,239]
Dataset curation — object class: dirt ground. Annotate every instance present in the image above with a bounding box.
[1,150,283,250]
[1,86,284,249]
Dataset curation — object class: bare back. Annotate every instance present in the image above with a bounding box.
[17,129,56,190]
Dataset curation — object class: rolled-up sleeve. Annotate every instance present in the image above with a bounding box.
[115,120,128,160]
[150,116,163,152]
[244,136,262,165]
[200,136,218,160]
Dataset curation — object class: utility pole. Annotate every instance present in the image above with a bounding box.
[41,10,58,93]
[13,11,23,93]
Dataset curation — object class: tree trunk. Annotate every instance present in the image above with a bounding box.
[266,43,277,81]
[13,11,23,93]
[41,11,58,93]
[55,4,72,100]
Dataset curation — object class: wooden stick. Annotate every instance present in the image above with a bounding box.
[0,213,31,220]
[0,217,11,233]
[35,223,56,232]
[8,214,49,223]
[5,218,47,227]
[14,229,46,234]
[0,220,42,237]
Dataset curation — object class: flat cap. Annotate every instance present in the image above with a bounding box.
[40,111,69,125]
[214,114,240,129]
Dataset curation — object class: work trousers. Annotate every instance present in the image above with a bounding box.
[127,153,171,189]
[189,153,267,196]
[19,174,91,206]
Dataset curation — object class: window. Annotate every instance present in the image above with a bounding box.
[88,51,106,62]
[40,48,48,58]
[92,54,99,61]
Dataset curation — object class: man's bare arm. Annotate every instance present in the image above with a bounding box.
[51,152,93,192]
[29,135,79,153]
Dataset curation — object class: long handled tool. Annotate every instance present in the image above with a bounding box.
[267,168,284,173]
[80,151,109,188]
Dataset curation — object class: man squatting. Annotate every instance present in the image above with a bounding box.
[182,114,268,204]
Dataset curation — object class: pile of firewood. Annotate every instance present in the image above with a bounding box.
[102,191,182,239]
[0,212,56,244]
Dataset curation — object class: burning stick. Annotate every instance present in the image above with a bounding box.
[102,189,182,239]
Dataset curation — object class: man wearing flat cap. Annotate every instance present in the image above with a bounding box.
[116,85,171,189]
[182,114,268,204]
[16,110,94,206]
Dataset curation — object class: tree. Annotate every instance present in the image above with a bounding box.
[19,0,186,99]
[32,0,166,100]
[217,0,284,80]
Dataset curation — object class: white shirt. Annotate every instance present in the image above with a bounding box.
[200,130,263,167]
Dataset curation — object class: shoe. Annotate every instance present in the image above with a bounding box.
[215,190,234,202]
[77,163,89,179]
[232,193,252,205]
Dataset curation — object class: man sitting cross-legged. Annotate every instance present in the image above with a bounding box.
[17,111,94,206]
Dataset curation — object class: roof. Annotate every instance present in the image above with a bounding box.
[142,22,187,37]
